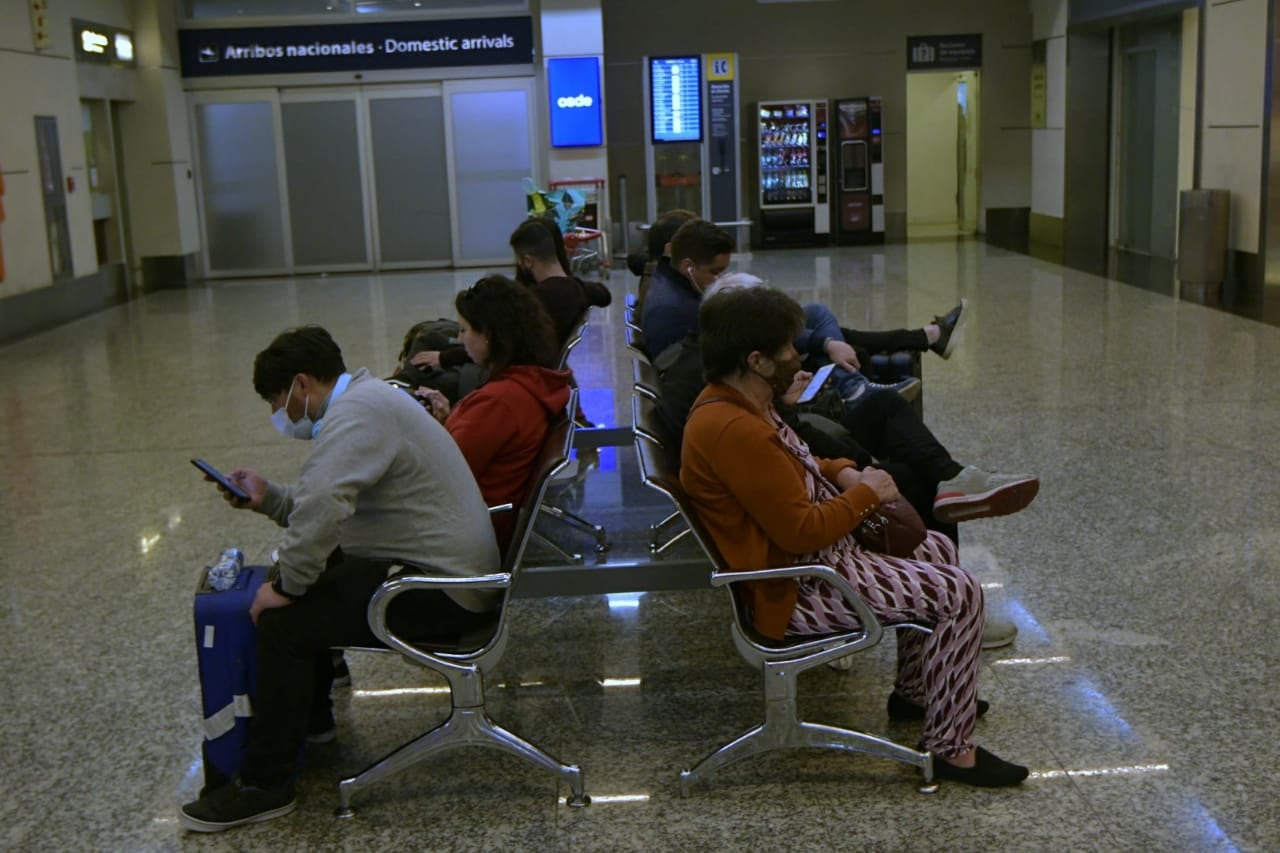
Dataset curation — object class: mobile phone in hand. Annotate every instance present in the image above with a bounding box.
[797,363,837,404]
[191,458,250,501]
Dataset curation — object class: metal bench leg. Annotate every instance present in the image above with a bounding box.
[337,709,589,817]
[530,529,583,565]
[648,511,686,553]
[539,503,611,553]
[680,659,936,796]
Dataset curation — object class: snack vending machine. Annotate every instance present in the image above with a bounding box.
[832,96,885,245]
[757,99,829,247]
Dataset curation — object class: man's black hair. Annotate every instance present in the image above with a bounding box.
[253,325,346,400]
[509,216,573,273]
[647,209,698,260]
[670,219,735,266]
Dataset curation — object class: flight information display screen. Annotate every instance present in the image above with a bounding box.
[650,56,701,143]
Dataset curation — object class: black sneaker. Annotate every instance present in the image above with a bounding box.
[844,376,921,407]
[929,299,968,359]
[306,710,337,745]
[180,777,296,833]
[934,746,1029,787]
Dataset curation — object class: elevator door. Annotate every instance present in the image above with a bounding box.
[34,116,74,280]
[1117,19,1181,259]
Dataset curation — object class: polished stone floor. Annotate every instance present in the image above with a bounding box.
[2,240,1278,851]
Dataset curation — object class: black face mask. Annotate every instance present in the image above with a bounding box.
[760,353,803,399]
[514,263,537,286]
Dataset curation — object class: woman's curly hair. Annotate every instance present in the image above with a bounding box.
[455,275,559,373]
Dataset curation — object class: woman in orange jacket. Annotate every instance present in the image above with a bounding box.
[679,283,1028,788]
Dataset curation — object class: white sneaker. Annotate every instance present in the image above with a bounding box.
[934,467,1039,523]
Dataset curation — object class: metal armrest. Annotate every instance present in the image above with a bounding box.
[710,563,883,655]
[378,570,512,591]
[366,571,511,669]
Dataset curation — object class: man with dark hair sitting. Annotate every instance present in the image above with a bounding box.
[638,214,967,395]
[510,217,612,344]
[180,325,500,833]
[630,208,698,311]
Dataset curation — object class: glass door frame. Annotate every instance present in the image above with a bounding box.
[189,88,294,279]
[191,78,539,277]
[442,76,540,268]
[279,86,374,275]
[362,83,450,271]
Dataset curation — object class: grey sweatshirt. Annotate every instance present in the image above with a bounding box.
[257,368,501,612]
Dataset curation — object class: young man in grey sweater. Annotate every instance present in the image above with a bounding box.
[182,326,500,833]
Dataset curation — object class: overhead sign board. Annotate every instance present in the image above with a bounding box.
[650,56,701,143]
[547,57,603,148]
[178,17,534,77]
[907,34,982,71]
[705,52,734,82]
[72,18,137,67]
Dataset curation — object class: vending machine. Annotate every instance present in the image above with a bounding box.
[832,96,885,245]
[756,99,830,247]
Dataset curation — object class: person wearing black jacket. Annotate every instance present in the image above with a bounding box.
[510,217,612,342]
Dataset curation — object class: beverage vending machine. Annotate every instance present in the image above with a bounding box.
[756,99,829,246]
[832,96,885,245]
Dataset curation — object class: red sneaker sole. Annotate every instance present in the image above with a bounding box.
[934,478,1039,523]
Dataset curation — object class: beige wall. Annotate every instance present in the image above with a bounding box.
[602,0,1032,238]
[0,0,199,300]
[1201,0,1269,254]
[122,0,201,268]
[0,3,101,295]
[1031,0,1066,220]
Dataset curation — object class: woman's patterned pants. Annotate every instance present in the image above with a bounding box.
[786,531,985,759]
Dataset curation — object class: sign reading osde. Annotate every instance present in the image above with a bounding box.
[178,17,533,77]
[547,57,603,148]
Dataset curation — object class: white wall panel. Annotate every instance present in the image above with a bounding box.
[1201,127,1264,253]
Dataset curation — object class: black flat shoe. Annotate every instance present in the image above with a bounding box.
[887,690,989,721]
[934,746,1029,787]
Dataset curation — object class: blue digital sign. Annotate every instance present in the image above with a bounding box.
[547,56,603,148]
[650,56,701,143]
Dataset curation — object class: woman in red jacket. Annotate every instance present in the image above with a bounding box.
[680,284,1027,788]
[418,275,573,553]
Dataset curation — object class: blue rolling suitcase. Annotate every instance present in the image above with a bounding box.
[193,561,268,791]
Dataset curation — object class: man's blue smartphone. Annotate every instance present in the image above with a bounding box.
[191,458,250,501]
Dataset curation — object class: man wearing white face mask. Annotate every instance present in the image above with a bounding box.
[181,325,499,833]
